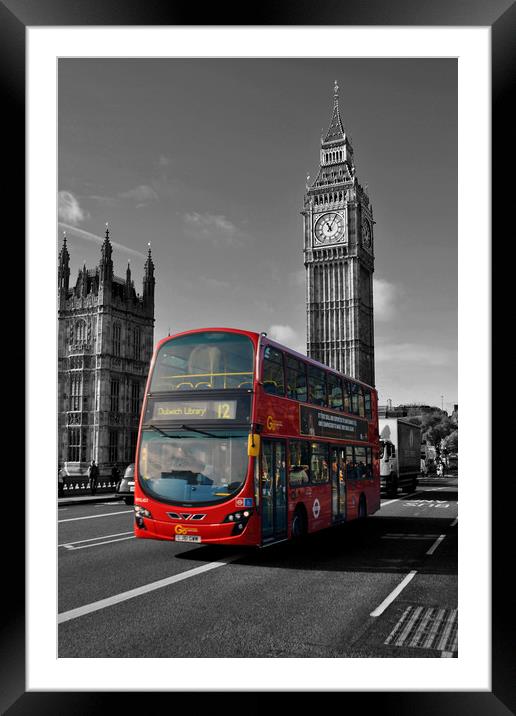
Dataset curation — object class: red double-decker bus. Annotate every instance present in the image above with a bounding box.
[134,327,380,547]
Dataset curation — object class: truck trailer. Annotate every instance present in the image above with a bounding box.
[379,418,422,497]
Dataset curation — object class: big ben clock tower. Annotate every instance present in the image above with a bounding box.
[303,81,375,386]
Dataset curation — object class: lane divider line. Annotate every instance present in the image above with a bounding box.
[59,531,134,547]
[58,554,243,624]
[64,536,135,550]
[381,490,419,507]
[426,534,446,555]
[59,510,133,523]
[370,570,418,617]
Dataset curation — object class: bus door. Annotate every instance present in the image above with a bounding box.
[260,439,287,542]
[330,446,346,522]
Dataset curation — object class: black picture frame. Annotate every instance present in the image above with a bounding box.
[5,0,511,712]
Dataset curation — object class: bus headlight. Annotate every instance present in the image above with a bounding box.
[134,505,152,528]
[223,509,252,535]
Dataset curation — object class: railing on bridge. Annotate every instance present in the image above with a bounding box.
[62,479,119,495]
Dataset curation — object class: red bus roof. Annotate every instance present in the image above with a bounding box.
[153,327,376,392]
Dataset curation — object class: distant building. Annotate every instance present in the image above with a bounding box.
[378,404,407,419]
[57,227,155,477]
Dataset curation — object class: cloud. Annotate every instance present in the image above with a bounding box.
[374,277,401,321]
[267,324,305,354]
[202,276,231,291]
[118,184,159,207]
[58,191,87,225]
[58,222,147,260]
[376,341,455,367]
[158,155,171,167]
[183,212,247,247]
[88,194,118,207]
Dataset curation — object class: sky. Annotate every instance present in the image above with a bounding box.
[58,58,457,411]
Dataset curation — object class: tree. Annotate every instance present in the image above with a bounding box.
[443,430,458,454]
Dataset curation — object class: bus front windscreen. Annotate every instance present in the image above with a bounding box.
[138,429,249,506]
[150,331,255,392]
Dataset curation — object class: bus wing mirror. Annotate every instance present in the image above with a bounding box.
[248,433,261,457]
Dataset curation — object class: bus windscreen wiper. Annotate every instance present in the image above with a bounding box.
[148,424,178,438]
[180,424,218,438]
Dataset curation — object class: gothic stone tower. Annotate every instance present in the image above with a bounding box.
[303,81,375,386]
[57,227,155,477]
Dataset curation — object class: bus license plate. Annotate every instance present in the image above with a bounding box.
[175,534,201,543]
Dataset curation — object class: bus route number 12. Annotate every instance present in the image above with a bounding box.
[217,403,231,419]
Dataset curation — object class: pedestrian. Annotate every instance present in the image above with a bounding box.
[88,459,99,495]
[58,466,65,498]
[111,464,121,492]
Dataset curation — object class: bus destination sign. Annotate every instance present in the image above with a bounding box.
[300,405,369,442]
[145,395,251,423]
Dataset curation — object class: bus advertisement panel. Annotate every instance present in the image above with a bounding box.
[133,328,380,547]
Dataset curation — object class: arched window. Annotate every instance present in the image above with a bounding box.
[74,319,86,343]
[113,322,121,357]
[133,327,142,360]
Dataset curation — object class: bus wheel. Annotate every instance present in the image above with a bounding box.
[291,506,307,540]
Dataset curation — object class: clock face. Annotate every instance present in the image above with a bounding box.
[362,220,372,249]
[314,212,345,245]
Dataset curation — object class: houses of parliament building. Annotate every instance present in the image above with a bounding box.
[57,226,155,477]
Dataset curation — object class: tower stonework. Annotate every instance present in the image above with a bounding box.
[303,82,375,386]
[57,227,155,478]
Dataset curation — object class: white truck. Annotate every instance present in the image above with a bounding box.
[379,418,422,497]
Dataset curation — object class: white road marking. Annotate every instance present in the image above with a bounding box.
[64,536,135,550]
[59,531,134,547]
[381,533,440,540]
[426,534,446,555]
[59,510,133,523]
[58,553,243,624]
[370,570,418,617]
[381,491,418,507]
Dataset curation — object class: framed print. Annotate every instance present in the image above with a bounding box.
[4,0,512,711]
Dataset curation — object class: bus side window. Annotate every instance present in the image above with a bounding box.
[308,365,327,406]
[364,389,372,419]
[350,382,359,415]
[344,445,357,479]
[310,442,329,484]
[355,446,367,479]
[342,379,351,413]
[286,355,307,403]
[288,440,310,485]
[262,346,285,396]
[357,386,365,417]
[327,372,343,411]
[366,447,373,479]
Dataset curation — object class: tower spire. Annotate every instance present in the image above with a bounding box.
[323,80,346,144]
[58,231,70,298]
[99,221,113,295]
[143,242,155,314]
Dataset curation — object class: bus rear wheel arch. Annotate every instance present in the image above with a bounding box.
[291,504,308,539]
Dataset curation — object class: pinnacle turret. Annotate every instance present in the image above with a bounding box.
[58,232,70,297]
[143,242,155,313]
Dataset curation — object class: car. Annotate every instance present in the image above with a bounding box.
[117,463,135,504]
